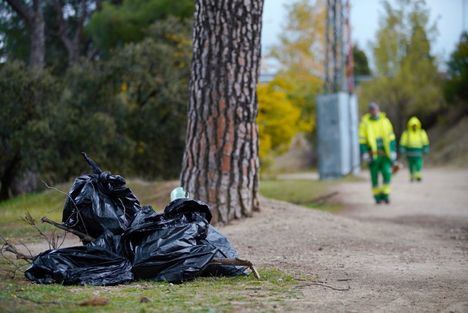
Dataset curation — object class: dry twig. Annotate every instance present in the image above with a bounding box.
[0,234,33,262]
[41,216,95,243]
[297,281,351,292]
[209,258,261,279]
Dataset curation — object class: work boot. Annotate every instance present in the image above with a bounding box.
[374,195,382,205]
[382,194,390,204]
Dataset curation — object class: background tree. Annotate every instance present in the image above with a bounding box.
[359,0,443,135]
[0,15,193,199]
[0,62,59,199]
[3,0,45,68]
[180,0,264,224]
[352,44,371,80]
[87,0,193,56]
[444,32,468,109]
[51,0,93,65]
[257,83,301,168]
[268,0,325,136]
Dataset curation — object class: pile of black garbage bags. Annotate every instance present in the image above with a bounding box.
[25,154,246,286]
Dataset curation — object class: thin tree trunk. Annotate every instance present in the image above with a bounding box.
[180,0,264,224]
[29,8,45,68]
[0,155,21,201]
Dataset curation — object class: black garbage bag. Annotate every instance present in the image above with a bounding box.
[62,153,141,239]
[25,153,248,285]
[25,246,133,286]
[124,203,217,283]
[124,199,246,283]
[162,198,247,277]
[87,231,125,256]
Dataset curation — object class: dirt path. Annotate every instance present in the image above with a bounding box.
[18,168,467,312]
[223,167,468,312]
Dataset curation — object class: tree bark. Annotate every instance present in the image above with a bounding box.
[180,0,264,224]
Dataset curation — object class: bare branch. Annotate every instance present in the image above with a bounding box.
[0,234,34,262]
[41,216,95,243]
[4,0,32,24]
[22,211,53,249]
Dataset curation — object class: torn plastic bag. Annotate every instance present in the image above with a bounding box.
[62,153,141,239]
[25,246,133,286]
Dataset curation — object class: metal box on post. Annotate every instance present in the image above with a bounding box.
[316,92,359,179]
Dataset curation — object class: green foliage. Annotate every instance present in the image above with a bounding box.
[0,62,61,198]
[353,44,371,78]
[49,17,191,180]
[109,18,192,178]
[87,0,194,56]
[0,3,29,63]
[359,0,444,134]
[444,32,468,105]
[0,17,192,199]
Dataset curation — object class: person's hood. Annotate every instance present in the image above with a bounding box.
[407,116,421,129]
[363,112,386,121]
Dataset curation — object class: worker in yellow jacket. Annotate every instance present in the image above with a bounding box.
[399,117,429,182]
[359,103,397,204]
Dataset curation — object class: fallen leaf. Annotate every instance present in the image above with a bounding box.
[79,297,109,306]
[140,296,151,303]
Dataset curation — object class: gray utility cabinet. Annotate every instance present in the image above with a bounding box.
[316,92,360,179]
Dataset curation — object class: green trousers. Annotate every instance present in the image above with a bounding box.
[407,156,423,180]
[369,156,392,202]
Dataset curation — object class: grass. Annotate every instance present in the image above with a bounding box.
[260,175,361,212]
[0,266,298,313]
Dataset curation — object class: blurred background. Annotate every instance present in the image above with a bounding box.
[0,0,467,201]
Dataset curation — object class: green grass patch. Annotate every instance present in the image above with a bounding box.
[0,267,298,313]
[259,176,359,212]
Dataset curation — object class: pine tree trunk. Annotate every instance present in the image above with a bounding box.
[180,0,264,224]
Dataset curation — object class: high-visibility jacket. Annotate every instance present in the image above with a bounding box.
[359,112,396,160]
[399,116,429,157]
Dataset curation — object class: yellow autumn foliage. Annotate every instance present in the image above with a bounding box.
[269,71,322,134]
[257,83,301,159]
